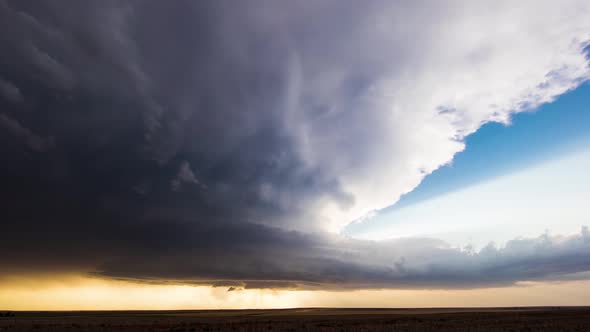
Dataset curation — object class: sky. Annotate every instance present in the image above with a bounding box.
[1,0,590,309]
[344,83,590,247]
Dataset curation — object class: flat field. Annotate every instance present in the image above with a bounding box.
[1,307,589,331]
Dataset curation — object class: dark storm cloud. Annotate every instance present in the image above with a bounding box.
[93,226,590,289]
[1,0,590,290]
[0,77,22,103]
[0,0,349,224]
[0,0,354,278]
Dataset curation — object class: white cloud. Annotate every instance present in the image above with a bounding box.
[275,0,590,231]
[310,226,590,289]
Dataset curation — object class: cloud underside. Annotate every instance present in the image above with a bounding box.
[5,208,590,290]
[1,0,590,289]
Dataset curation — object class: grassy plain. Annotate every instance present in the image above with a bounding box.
[1,307,590,331]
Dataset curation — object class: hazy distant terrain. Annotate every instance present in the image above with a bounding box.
[2,307,590,331]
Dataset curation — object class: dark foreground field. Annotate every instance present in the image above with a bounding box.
[1,307,590,331]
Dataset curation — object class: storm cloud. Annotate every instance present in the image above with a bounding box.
[1,0,590,289]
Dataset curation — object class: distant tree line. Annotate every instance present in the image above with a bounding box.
[1,312,15,317]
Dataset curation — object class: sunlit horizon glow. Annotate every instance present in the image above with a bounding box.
[3,275,590,310]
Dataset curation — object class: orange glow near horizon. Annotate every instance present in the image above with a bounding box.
[2,275,590,310]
